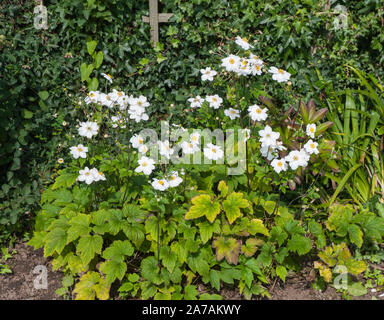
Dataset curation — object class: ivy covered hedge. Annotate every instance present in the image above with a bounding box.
[0,0,383,243]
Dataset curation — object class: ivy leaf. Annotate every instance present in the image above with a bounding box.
[287,234,312,255]
[94,51,103,69]
[212,237,241,265]
[248,219,270,236]
[67,214,91,244]
[86,39,97,55]
[100,259,127,284]
[222,192,249,224]
[185,194,221,223]
[77,234,103,265]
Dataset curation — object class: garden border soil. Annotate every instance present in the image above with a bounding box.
[0,241,381,300]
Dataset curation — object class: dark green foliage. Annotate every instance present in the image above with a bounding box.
[0,0,383,245]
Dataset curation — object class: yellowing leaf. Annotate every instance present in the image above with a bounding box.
[222,192,249,224]
[217,180,228,198]
[185,194,221,223]
[344,259,366,275]
[314,261,332,282]
[212,237,241,265]
[74,271,100,300]
[76,234,103,265]
[248,219,270,236]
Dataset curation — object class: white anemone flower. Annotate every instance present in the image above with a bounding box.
[260,144,278,161]
[130,134,145,149]
[259,125,279,146]
[249,54,263,66]
[135,156,155,175]
[129,110,149,123]
[224,108,240,120]
[58,158,64,164]
[205,95,223,109]
[78,121,99,139]
[268,67,291,83]
[306,124,317,139]
[204,143,224,161]
[285,150,308,170]
[158,140,174,159]
[248,105,268,121]
[271,158,288,174]
[235,36,253,50]
[200,67,217,81]
[101,73,113,84]
[168,171,183,188]
[190,132,200,145]
[70,144,88,159]
[98,93,114,108]
[152,178,169,191]
[304,139,319,155]
[90,168,106,181]
[138,144,149,154]
[221,55,241,72]
[181,141,200,154]
[78,167,94,184]
[188,96,205,109]
[85,91,100,104]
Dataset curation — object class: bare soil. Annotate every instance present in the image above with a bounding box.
[0,241,382,300]
[0,242,63,300]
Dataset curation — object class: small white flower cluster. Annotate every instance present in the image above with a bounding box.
[222,53,264,77]
[257,122,320,174]
[181,132,200,154]
[78,167,106,185]
[84,90,150,124]
[130,134,186,191]
[151,171,183,191]
[187,94,223,109]
[219,36,291,82]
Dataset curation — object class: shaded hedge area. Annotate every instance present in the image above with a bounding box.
[0,0,383,243]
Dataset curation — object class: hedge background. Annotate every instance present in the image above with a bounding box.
[0,0,383,243]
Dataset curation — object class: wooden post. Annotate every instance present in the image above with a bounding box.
[142,0,173,44]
